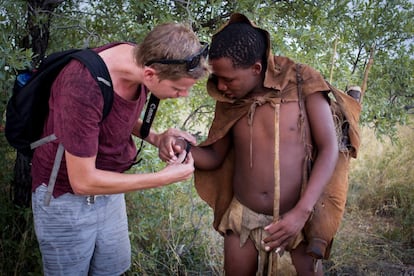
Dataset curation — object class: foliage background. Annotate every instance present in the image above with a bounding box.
[0,0,413,275]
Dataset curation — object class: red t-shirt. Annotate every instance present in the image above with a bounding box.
[31,43,148,197]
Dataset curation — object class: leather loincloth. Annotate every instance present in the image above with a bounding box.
[219,197,301,276]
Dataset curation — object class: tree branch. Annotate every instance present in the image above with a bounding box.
[360,44,375,103]
[181,104,213,130]
[329,37,338,83]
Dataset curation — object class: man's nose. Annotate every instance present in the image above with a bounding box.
[217,79,228,91]
[177,90,189,97]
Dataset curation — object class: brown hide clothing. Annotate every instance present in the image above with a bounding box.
[195,55,330,230]
[328,84,361,158]
[303,83,361,258]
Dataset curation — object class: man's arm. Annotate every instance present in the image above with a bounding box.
[131,118,197,157]
[293,91,339,216]
[65,149,194,195]
[190,134,231,170]
[157,129,232,170]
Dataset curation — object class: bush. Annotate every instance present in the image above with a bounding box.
[126,143,223,275]
[126,185,223,275]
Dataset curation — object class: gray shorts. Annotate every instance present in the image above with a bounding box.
[32,184,131,276]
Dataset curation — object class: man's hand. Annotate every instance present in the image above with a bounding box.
[160,151,195,183]
[157,128,195,163]
[261,207,311,252]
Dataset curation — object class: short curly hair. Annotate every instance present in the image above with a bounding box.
[209,22,267,69]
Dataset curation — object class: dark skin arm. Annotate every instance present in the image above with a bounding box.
[261,91,339,252]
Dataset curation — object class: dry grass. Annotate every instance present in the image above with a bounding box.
[325,210,414,275]
[325,122,414,275]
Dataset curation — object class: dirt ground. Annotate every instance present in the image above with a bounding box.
[323,210,414,276]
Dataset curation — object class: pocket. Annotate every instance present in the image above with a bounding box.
[32,183,47,206]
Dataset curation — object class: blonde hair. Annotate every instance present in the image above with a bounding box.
[134,22,208,80]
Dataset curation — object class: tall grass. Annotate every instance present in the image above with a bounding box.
[0,144,42,275]
[348,123,414,245]
[325,121,414,274]
[126,184,224,275]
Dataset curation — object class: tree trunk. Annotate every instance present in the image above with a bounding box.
[21,0,63,64]
[11,152,33,207]
[360,44,375,103]
[12,0,62,207]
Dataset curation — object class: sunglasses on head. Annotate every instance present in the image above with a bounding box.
[145,43,209,72]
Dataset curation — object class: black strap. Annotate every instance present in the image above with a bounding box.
[71,49,114,120]
[140,93,160,138]
[128,94,160,167]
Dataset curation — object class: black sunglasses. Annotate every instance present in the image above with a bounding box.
[145,43,209,72]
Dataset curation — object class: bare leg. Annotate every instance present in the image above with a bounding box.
[290,242,323,276]
[224,231,258,276]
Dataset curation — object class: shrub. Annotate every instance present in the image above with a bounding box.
[126,143,223,275]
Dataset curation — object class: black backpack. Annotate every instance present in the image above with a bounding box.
[6,48,114,156]
[5,48,114,206]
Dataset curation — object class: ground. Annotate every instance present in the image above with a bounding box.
[324,209,414,276]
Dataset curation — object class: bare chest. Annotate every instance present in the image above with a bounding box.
[232,102,301,144]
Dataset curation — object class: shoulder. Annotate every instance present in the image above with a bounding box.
[56,59,99,91]
[53,60,103,109]
[296,63,330,98]
[298,63,324,82]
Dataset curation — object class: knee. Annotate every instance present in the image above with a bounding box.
[224,234,258,276]
[291,242,324,276]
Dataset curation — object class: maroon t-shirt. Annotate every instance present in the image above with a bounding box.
[31,43,148,197]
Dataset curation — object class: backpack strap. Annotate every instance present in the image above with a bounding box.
[127,93,159,167]
[43,143,65,206]
[71,49,114,119]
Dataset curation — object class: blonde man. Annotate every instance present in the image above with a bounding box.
[31,22,207,275]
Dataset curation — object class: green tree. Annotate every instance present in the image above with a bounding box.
[1,0,413,274]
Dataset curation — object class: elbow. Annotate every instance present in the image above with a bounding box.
[329,145,339,171]
[193,146,226,170]
[330,142,339,161]
[194,154,224,170]
[70,181,89,195]
[326,135,339,157]
[69,176,94,195]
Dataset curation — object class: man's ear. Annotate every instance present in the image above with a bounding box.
[252,61,263,75]
[144,66,157,81]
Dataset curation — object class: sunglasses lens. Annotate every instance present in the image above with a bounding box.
[201,44,209,58]
[187,44,209,71]
[188,56,201,71]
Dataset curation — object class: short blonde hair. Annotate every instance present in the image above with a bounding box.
[134,22,208,81]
